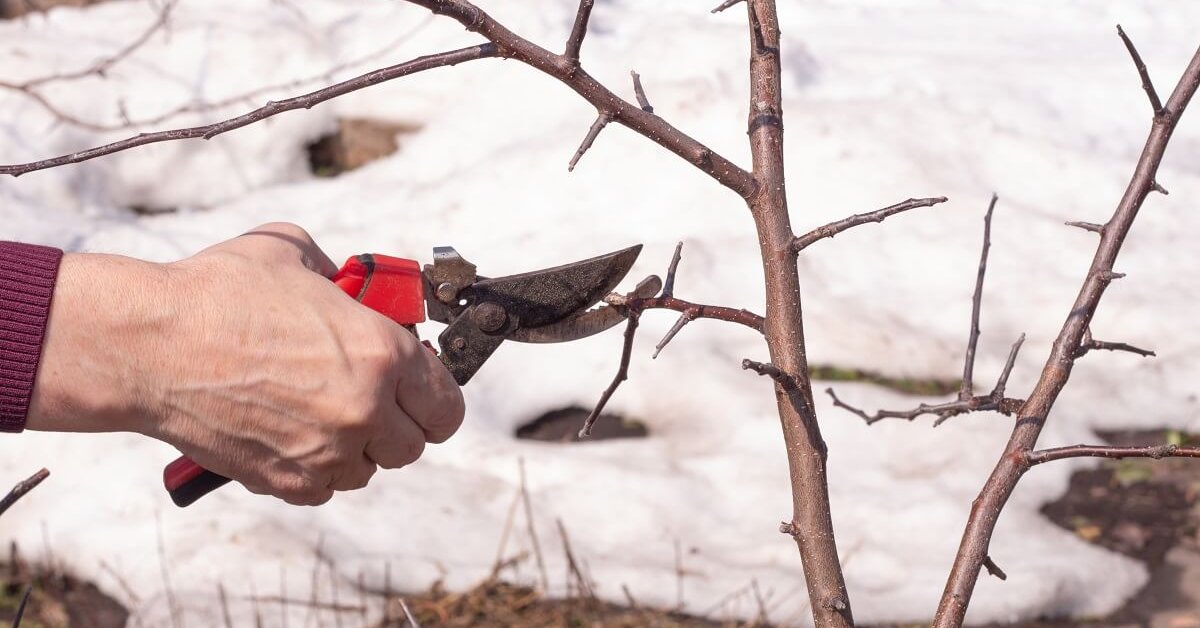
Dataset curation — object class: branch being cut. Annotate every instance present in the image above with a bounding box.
[934,33,1200,626]
[1025,444,1200,466]
[0,44,499,176]
[791,196,949,252]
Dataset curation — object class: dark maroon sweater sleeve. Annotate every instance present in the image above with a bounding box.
[0,242,63,433]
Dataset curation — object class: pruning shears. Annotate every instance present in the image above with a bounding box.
[163,244,659,507]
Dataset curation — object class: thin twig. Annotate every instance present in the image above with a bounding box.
[0,469,49,518]
[826,333,1027,427]
[661,241,684,298]
[1026,443,1200,466]
[518,459,550,592]
[630,71,654,113]
[1075,327,1156,358]
[567,113,612,171]
[1065,221,1105,234]
[791,197,949,252]
[579,312,639,437]
[0,44,499,176]
[710,0,745,14]
[11,585,32,628]
[743,359,792,388]
[961,194,999,400]
[1117,25,1164,115]
[556,519,594,599]
[398,598,421,628]
[490,483,522,578]
[653,311,695,359]
[564,0,595,63]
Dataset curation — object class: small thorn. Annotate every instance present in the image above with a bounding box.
[1098,270,1126,282]
[1152,181,1169,195]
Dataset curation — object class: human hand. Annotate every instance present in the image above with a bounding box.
[28,223,465,505]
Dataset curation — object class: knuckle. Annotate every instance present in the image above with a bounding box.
[252,222,314,243]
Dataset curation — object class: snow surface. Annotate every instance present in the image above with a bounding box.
[1,0,1198,625]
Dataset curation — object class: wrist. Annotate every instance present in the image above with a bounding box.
[27,253,176,434]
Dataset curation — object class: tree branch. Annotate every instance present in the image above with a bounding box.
[1026,443,1200,466]
[960,194,999,400]
[711,0,745,14]
[564,0,595,63]
[0,44,499,176]
[1117,25,1164,115]
[578,312,639,438]
[934,38,1200,627]
[791,196,949,252]
[402,0,755,198]
[0,469,49,518]
[1075,327,1156,358]
[567,113,611,171]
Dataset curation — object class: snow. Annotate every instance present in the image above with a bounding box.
[1,0,1198,625]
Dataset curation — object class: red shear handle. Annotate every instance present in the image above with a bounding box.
[164,255,426,507]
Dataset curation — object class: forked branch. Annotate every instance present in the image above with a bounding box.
[826,197,1026,427]
[933,33,1200,627]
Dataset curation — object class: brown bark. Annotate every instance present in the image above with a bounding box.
[932,41,1200,627]
[744,2,853,625]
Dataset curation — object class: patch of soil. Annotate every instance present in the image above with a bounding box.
[387,579,749,628]
[0,0,112,19]
[307,118,421,177]
[0,561,128,628]
[515,405,649,443]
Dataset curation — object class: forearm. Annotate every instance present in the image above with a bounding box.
[28,253,170,433]
[0,241,63,432]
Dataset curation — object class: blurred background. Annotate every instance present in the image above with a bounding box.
[0,0,1198,625]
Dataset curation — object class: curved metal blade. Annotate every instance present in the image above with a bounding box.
[466,245,642,329]
[510,275,662,343]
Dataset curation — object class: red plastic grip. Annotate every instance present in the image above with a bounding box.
[332,254,426,326]
[164,253,425,507]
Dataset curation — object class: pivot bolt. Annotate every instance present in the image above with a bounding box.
[472,302,508,333]
[436,282,458,304]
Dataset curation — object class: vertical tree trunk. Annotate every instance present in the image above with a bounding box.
[746,2,853,625]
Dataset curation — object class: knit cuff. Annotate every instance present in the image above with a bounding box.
[0,242,64,433]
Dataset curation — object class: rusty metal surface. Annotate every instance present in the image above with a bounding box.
[509,275,661,344]
[425,245,643,384]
